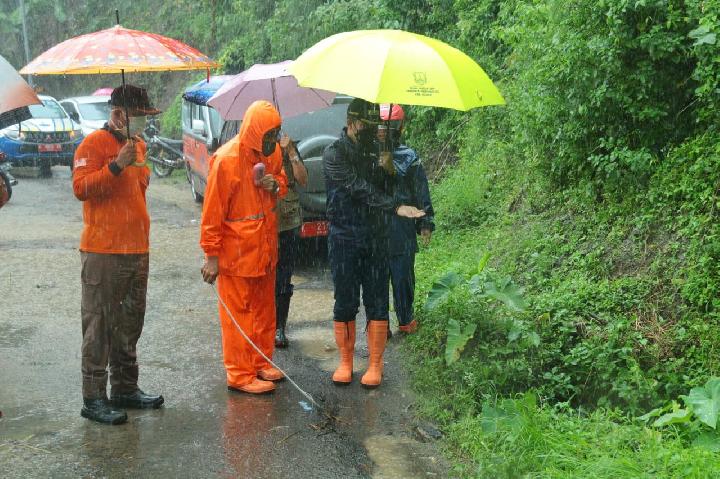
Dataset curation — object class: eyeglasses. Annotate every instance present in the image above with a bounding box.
[264,128,282,143]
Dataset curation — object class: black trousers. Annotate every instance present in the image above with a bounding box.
[275,227,299,330]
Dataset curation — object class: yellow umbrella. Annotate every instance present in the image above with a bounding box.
[289,29,504,111]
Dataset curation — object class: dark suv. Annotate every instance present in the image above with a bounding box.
[217,96,351,238]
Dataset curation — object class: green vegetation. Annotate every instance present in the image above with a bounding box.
[406,1,720,475]
[3,1,720,475]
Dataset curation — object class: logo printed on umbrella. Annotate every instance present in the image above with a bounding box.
[413,72,427,85]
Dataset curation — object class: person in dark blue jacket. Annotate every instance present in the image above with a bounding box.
[378,104,435,334]
[323,99,425,389]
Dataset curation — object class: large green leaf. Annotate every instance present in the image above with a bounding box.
[483,277,527,312]
[689,25,717,46]
[693,431,720,452]
[445,319,477,365]
[652,408,692,427]
[683,377,720,429]
[477,252,491,274]
[637,405,668,423]
[425,271,463,310]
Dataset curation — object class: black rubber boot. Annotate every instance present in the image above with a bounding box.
[275,293,292,348]
[110,389,164,409]
[275,328,289,348]
[81,398,128,425]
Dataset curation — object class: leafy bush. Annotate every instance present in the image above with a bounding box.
[640,377,720,452]
[447,393,720,478]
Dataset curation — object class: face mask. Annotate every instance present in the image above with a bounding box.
[127,116,147,137]
[356,122,377,146]
[262,128,280,157]
[262,139,277,157]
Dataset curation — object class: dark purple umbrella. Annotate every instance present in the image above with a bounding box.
[0,54,41,130]
[208,60,335,120]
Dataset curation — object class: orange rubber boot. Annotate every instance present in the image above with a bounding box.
[399,319,418,334]
[258,367,285,382]
[361,321,388,389]
[229,378,276,395]
[332,321,356,385]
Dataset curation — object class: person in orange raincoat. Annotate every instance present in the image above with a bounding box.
[200,100,288,395]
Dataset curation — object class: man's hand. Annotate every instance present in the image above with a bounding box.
[396,205,426,218]
[379,151,395,175]
[420,228,432,247]
[279,132,291,151]
[115,140,137,169]
[260,174,278,193]
[202,256,219,284]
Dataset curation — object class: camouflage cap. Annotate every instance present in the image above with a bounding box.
[347,98,380,124]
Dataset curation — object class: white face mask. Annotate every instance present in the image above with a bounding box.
[127,116,147,136]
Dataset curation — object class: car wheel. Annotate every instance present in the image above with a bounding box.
[190,171,203,203]
[0,171,11,202]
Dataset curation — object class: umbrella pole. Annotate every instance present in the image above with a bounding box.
[271,78,280,117]
[385,103,394,152]
[115,9,132,140]
[121,69,132,140]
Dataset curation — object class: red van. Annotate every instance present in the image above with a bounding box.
[181,76,233,202]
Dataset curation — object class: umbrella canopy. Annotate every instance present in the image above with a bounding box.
[0,54,41,130]
[289,29,504,111]
[184,75,234,106]
[208,60,335,120]
[93,87,114,96]
[20,25,218,75]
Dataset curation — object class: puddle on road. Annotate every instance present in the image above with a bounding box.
[0,324,36,347]
[291,326,368,372]
[287,289,334,324]
[365,434,439,479]
[291,326,336,361]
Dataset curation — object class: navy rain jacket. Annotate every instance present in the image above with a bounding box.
[323,128,397,247]
[389,145,435,256]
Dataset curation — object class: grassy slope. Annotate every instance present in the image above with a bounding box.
[406,130,720,477]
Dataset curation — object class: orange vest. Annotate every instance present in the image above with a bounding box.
[72,129,150,254]
[200,101,288,277]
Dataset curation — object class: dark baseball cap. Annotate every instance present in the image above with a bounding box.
[109,84,161,116]
[347,98,380,124]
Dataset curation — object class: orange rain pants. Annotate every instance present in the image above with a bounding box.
[217,272,276,386]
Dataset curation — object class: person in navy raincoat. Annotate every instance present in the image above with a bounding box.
[378,104,435,334]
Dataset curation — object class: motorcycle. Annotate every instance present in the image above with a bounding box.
[143,117,184,178]
[0,151,18,203]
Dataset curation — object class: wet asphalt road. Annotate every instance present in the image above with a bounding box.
[0,168,447,479]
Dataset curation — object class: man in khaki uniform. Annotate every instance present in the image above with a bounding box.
[73,85,164,425]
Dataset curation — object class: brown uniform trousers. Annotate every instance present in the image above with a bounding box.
[80,252,149,399]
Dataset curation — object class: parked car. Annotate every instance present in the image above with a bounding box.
[0,95,83,177]
[216,96,352,239]
[182,76,233,202]
[60,95,111,136]
[0,151,16,208]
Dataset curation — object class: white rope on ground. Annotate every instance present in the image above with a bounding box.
[210,283,323,411]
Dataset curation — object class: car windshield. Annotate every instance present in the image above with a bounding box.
[78,102,111,121]
[29,100,68,119]
[209,108,223,139]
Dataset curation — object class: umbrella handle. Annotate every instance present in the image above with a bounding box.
[384,103,394,153]
[121,69,132,140]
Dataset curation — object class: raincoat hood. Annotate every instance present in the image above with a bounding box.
[393,145,419,176]
[238,100,281,155]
